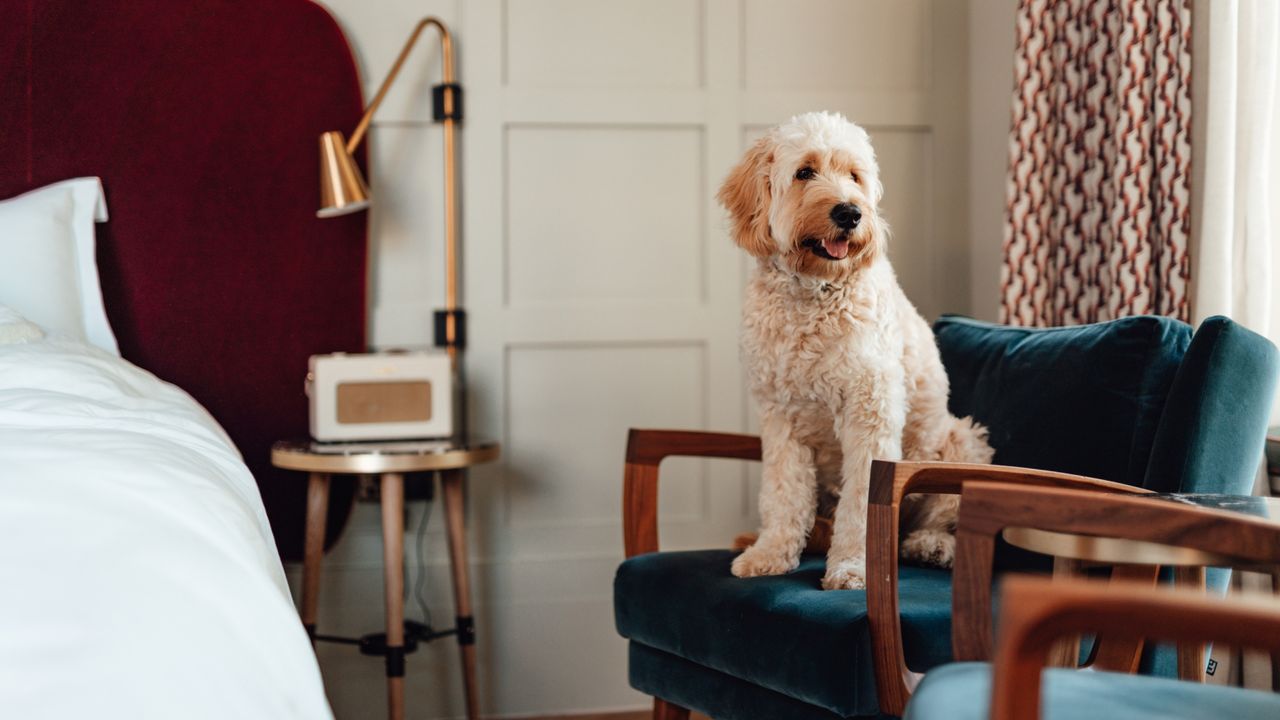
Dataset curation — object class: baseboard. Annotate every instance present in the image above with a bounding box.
[524,714,647,720]
[524,707,716,712]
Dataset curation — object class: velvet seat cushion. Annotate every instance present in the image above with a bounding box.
[614,550,954,717]
[904,662,1280,720]
[934,315,1191,488]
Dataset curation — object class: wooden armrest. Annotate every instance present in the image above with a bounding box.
[867,460,1149,716]
[622,429,761,558]
[626,428,762,466]
[991,576,1280,720]
[868,460,1148,508]
[951,481,1280,667]
[957,481,1280,554]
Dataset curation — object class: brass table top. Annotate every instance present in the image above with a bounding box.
[272,439,500,474]
[1002,493,1280,568]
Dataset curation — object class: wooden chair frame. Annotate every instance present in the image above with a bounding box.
[991,575,1280,720]
[620,428,1152,718]
[951,482,1280,696]
[864,459,1151,714]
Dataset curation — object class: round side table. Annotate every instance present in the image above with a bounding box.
[272,439,500,720]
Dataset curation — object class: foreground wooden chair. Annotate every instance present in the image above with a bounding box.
[904,482,1280,719]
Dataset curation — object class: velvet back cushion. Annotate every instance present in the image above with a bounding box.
[934,315,1192,488]
[1143,317,1280,494]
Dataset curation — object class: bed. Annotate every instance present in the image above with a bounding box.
[1,1,367,716]
[0,321,333,717]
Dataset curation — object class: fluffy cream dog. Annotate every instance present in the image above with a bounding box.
[719,112,993,590]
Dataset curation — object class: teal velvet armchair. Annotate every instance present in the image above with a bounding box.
[614,315,1278,719]
[904,482,1280,720]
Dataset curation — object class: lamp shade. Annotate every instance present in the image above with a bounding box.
[317,130,370,218]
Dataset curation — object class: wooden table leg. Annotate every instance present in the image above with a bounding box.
[1090,564,1160,673]
[381,473,406,720]
[302,472,330,642]
[1175,566,1207,682]
[442,468,480,720]
[1046,557,1083,668]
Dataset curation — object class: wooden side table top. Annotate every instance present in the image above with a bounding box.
[271,439,499,474]
[1003,493,1280,567]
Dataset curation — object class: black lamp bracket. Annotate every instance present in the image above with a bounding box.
[434,309,467,350]
[433,83,463,122]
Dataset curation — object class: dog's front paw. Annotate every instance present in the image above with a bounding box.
[821,561,866,590]
[900,529,955,569]
[731,545,798,578]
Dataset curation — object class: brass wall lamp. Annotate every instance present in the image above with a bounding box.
[317,17,465,367]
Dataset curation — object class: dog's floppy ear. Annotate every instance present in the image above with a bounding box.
[717,137,774,258]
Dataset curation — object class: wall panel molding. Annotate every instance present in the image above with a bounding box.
[501,341,711,528]
[503,0,706,89]
[503,123,708,308]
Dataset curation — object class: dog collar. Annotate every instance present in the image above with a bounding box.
[765,259,846,295]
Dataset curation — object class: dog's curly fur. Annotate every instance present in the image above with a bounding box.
[718,112,994,590]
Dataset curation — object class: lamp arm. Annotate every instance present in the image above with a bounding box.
[340,16,464,363]
[346,17,455,153]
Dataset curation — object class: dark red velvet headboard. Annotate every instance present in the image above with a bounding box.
[0,0,366,559]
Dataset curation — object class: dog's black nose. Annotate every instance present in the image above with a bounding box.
[830,203,862,230]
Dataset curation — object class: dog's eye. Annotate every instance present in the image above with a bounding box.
[850,171,860,183]
[795,167,815,181]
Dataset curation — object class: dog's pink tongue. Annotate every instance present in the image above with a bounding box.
[822,237,850,259]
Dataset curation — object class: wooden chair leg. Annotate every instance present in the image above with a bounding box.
[653,697,691,720]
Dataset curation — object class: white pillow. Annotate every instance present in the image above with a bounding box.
[0,178,119,355]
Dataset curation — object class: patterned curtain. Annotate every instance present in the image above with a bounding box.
[1000,0,1192,326]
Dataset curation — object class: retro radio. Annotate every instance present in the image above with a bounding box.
[307,352,453,441]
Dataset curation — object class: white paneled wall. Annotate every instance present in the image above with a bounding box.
[303,2,972,717]
[505,126,706,304]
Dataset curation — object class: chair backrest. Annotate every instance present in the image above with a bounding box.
[1143,317,1280,494]
[934,315,1192,489]
[935,315,1278,495]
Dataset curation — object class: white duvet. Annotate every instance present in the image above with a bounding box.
[0,312,332,719]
